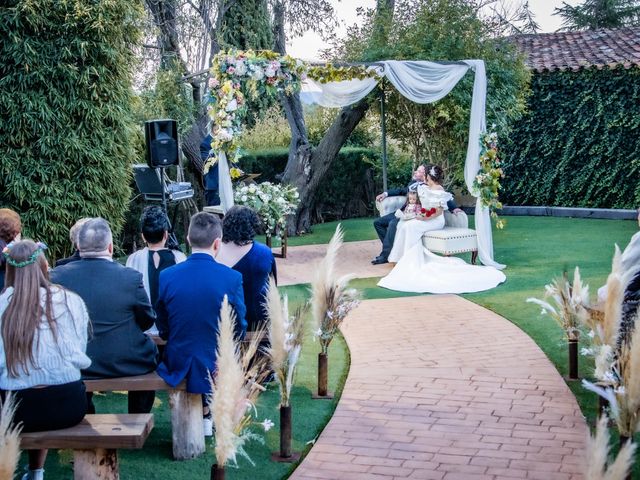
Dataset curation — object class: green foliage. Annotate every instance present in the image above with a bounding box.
[219,0,273,51]
[238,147,408,221]
[0,0,143,260]
[334,0,531,190]
[238,105,378,151]
[555,0,640,30]
[502,67,640,208]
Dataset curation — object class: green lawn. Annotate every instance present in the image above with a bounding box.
[34,215,638,478]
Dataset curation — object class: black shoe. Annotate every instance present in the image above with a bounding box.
[371,256,388,265]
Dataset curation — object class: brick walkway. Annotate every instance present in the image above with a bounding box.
[291,296,587,480]
[276,240,392,286]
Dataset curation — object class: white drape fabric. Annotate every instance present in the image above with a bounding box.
[297,59,504,269]
[382,61,469,104]
[218,151,234,213]
[300,77,379,108]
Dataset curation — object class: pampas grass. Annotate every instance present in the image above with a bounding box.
[311,224,359,354]
[211,297,269,468]
[527,266,590,341]
[266,277,307,407]
[0,392,21,480]
[584,416,635,480]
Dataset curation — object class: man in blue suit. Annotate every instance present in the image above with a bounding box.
[155,212,247,435]
[200,134,220,206]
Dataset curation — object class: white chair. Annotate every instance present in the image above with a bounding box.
[376,195,478,264]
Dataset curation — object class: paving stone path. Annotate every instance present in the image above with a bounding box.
[291,295,587,480]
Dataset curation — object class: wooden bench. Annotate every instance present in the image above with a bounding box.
[20,414,153,480]
[84,372,203,460]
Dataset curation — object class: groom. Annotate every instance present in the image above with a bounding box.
[372,164,461,265]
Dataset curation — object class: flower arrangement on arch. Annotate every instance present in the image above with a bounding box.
[204,50,307,174]
[473,131,505,229]
[233,182,299,239]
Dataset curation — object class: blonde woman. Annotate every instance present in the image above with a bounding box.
[0,240,91,480]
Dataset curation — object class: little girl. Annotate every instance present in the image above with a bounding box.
[395,191,421,220]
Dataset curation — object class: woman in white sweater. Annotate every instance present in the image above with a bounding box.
[0,240,91,480]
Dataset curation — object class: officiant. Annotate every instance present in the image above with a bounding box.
[200,134,220,206]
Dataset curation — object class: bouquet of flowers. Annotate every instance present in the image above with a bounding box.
[234,182,299,239]
[473,131,505,229]
[419,207,437,218]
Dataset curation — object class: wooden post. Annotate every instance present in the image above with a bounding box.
[74,448,119,480]
[312,353,333,399]
[211,464,225,480]
[568,339,578,380]
[271,405,301,462]
[169,390,205,460]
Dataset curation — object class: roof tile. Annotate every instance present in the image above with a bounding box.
[511,27,640,72]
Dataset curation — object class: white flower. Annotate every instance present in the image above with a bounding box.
[241,195,247,202]
[315,328,322,337]
[251,68,265,81]
[265,66,277,78]
[615,386,626,396]
[580,347,594,356]
[235,61,247,76]
[225,99,238,112]
[261,418,275,432]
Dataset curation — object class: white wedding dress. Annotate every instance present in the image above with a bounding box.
[379,186,506,294]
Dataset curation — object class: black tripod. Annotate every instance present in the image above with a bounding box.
[157,167,181,251]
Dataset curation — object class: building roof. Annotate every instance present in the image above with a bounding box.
[511,27,640,72]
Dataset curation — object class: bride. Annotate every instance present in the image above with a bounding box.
[379,165,506,294]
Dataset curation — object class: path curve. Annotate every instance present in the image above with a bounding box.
[291,296,587,480]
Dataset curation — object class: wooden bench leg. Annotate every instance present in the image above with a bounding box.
[169,390,205,460]
[74,448,118,480]
[471,251,478,265]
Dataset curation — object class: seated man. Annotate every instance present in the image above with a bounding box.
[51,217,158,414]
[155,212,247,436]
[55,217,90,267]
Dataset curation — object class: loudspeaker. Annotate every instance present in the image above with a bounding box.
[145,119,179,168]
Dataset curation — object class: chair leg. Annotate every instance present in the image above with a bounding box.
[471,251,478,265]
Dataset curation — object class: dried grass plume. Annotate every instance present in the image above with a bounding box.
[0,392,21,480]
[584,416,635,480]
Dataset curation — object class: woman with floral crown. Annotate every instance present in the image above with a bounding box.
[0,240,91,480]
[379,165,506,293]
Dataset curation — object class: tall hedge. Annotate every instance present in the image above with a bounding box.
[503,66,640,208]
[0,0,143,259]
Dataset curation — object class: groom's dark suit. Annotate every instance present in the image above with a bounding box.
[373,181,458,263]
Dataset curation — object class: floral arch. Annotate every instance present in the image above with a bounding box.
[206,50,504,269]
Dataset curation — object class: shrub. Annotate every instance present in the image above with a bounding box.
[503,67,640,208]
[0,0,143,259]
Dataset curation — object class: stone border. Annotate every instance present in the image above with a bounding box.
[461,205,638,220]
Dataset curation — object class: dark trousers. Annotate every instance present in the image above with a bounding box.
[205,189,220,206]
[1,380,88,432]
[86,390,155,414]
[373,212,400,260]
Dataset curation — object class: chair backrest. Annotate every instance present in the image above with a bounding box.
[376,196,469,229]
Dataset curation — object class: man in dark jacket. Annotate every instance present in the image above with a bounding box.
[200,134,220,206]
[51,217,158,414]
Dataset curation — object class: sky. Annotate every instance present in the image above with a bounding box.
[287,0,582,61]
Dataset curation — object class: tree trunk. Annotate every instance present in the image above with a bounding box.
[282,97,373,234]
[275,0,394,235]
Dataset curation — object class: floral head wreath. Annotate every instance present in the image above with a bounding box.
[2,241,47,268]
[429,166,437,178]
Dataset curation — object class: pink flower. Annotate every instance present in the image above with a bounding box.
[227,66,236,74]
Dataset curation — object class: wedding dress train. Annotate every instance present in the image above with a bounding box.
[378,241,506,294]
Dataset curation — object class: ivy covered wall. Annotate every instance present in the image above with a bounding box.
[502,66,640,209]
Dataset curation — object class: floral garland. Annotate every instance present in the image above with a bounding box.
[204,50,381,174]
[204,50,307,174]
[234,182,299,239]
[473,131,505,229]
